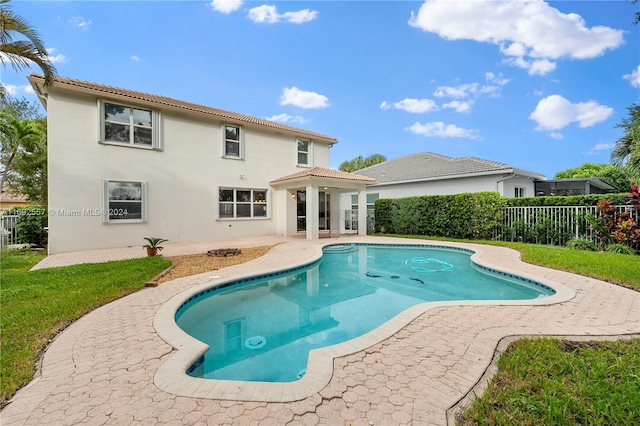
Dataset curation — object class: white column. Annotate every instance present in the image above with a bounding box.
[329,189,340,237]
[357,186,367,236]
[306,182,319,240]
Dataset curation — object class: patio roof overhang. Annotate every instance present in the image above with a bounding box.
[270,167,376,190]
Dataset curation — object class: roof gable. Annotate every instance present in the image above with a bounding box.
[28,74,338,144]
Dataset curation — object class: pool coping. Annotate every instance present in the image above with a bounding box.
[152,240,576,402]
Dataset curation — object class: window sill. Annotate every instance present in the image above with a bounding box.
[221,155,244,160]
[99,141,161,151]
[217,217,270,221]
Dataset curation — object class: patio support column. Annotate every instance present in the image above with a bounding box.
[329,189,340,237]
[306,182,319,240]
[357,186,367,236]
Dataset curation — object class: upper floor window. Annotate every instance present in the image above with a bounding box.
[99,101,162,150]
[102,180,148,223]
[223,125,243,159]
[514,186,526,198]
[219,188,267,219]
[297,139,310,166]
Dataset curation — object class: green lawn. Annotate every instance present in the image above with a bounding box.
[382,235,640,425]
[0,250,170,404]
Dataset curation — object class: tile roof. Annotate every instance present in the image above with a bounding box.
[28,74,338,144]
[354,152,544,183]
[271,167,376,184]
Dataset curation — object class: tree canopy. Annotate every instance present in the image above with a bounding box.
[554,163,632,193]
[610,103,640,184]
[339,154,387,173]
[0,0,57,100]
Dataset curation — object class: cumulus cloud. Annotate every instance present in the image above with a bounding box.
[266,113,308,124]
[442,100,473,113]
[67,16,92,29]
[2,84,34,96]
[549,132,563,140]
[46,48,67,64]
[409,0,623,76]
[529,94,613,130]
[248,5,318,24]
[280,87,329,109]
[434,82,501,99]
[407,121,480,139]
[380,98,438,113]
[623,65,640,88]
[209,0,243,14]
[585,143,615,155]
[130,55,140,62]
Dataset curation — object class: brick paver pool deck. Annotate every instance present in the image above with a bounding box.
[2,236,639,425]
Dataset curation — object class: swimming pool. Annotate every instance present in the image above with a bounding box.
[174,243,555,383]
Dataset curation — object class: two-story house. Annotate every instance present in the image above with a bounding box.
[28,74,374,254]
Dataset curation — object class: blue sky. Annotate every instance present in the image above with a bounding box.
[2,0,639,179]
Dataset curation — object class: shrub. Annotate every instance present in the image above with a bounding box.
[566,238,597,251]
[507,194,627,207]
[2,205,48,247]
[605,243,636,255]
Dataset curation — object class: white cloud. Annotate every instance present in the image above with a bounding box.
[549,132,563,140]
[529,94,613,130]
[380,98,438,113]
[434,82,501,99]
[485,72,509,86]
[407,121,480,139]
[442,100,473,113]
[266,113,308,124]
[248,5,318,24]
[409,0,623,76]
[623,65,640,88]
[280,87,328,109]
[67,16,92,29]
[2,84,33,96]
[46,48,67,64]
[585,143,615,155]
[130,55,140,62]
[209,0,243,14]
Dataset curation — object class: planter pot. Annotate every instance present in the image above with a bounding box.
[146,247,158,257]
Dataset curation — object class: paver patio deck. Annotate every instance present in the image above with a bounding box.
[2,235,639,425]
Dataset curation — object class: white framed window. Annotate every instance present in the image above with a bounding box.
[99,100,162,150]
[350,193,379,210]
[514,186,526,198]
[219,187,267,219]
[223,125,244,159]
[297,139,311,166]
[102,180,148,223]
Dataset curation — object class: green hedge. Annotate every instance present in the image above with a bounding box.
[507,194,627,207]
[374,192,507,240]
[2,205,48,247]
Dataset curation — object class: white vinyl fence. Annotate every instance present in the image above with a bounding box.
[1,214,19,249]
[497,205,638,245]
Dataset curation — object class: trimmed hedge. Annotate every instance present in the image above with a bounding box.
[507,194,627,207]
[374,192,507,240]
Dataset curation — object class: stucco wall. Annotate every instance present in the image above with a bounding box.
[46,88,331,253]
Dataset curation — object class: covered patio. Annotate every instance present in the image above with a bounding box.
[270,167,376,239]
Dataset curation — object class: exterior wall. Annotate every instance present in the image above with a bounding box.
[46,88,331,253]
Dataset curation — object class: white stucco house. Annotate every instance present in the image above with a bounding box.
[339,152,545,232]
[28,74,375,254]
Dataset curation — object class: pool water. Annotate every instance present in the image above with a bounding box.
[175,244,554,382]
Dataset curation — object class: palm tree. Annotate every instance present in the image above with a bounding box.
[0,0,56,100]
[0,110,43,192]
[611,103,640,184]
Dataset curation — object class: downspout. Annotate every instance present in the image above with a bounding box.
[496,170,517,196]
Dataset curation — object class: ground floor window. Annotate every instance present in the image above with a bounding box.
[102,180,148,223]
[514,186,526,198]
[219,188,267,219]
[350,193,379,210]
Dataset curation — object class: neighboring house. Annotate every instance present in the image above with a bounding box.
[339,152,545,232]
[28,74,374,254]
[534,178,615,196]
[0,187,29,211]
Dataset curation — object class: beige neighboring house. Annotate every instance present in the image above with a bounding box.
[0,187,29,211]
[28,74,375,254]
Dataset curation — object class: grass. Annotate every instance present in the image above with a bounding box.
[381,234,640,425]
[0,249,170,405]
[457,338,640,425]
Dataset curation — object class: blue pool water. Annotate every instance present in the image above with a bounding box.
[175,244,554,382]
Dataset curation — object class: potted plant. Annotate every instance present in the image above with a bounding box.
[143,237,168,257]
